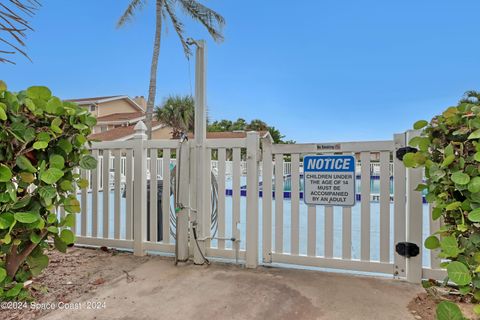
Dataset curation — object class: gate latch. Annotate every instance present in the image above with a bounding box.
[395,147,418,161]
[395,242,420,258]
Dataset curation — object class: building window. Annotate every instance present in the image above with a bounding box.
[89,104,96,112]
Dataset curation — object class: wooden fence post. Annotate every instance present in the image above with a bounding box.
[133,121,147,256]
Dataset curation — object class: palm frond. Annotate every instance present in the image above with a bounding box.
[164,0,191,58]
[0,0,41,64]
[117,0,147,28]
[178,0,225,42]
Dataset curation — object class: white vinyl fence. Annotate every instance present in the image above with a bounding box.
[73,124,443,283]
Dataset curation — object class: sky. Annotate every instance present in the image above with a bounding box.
[1,0,480,143]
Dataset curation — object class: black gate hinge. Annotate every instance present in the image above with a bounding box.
[396,147,418,161]
[395,242,420,258]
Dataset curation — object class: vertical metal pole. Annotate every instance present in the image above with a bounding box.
[406,130,423,283]
[193,40,208,264]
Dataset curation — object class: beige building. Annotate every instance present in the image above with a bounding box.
[67,95,174,141]
[68,95,270,142]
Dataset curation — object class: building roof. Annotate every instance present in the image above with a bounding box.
[67,95,144,112]
[90,126,270,142]
[89,121,163,141]
[188,131,270,139]
[96,112,145,123]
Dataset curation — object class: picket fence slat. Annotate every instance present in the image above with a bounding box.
[360,152,371,261]
[217,148,226,249]
[274,154,284,254]
[290,154,300,255]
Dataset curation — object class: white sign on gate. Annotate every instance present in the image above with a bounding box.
[303,155,356,206]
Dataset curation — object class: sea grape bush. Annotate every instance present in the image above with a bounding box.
[0,81,97,300]
[404,103,480,319]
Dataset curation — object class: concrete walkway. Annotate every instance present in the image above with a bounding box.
[42,257,421,320]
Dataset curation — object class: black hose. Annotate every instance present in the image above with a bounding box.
[192,226,210,265]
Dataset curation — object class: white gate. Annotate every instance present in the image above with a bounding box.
[260,134,409,278]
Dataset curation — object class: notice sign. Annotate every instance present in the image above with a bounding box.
[303,155,356,206]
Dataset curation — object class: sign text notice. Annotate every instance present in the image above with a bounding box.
[303,155,356,206]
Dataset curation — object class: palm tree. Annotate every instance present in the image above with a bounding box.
[0,0,41,64]
[118,0,225,139]
[155,95,195,138]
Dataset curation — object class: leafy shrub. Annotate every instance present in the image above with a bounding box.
[0,80,97,300]
[405,103,480,318]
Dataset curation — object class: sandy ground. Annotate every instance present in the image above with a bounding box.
[31,248,422,320]
[0,247,150,320]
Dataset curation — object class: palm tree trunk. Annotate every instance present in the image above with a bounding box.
[145,0,163,139]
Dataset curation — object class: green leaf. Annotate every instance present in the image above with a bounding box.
[27,254,49,276]
[425,236,440,250]
[24,97,36,112]
[451,172,470,185]
[16,155,37,173]
[46,213,57,224]
[469,129,480,140]
[403,152,417,168]
[468,208,480,222]
[0,267,6,283]
[19,172,35,183]
[475,152,480,162]
[26,86,52,101]
[77,178,89,189]
[442,155,455,168]
[57,139,72,154]
[469,177,480,193]
[33,141,48,150]
[432,207,443,220]
[49,154,65,169]
[0,213,14,229]
[29,232,42,244]
[447,261,472,286]
[60,229,75,244]
[64,197,80,213]
[40,168,64,184]
[14,211,39,224]
[54,236,67,253]
[47,226,58,234]
[60,180,73,191]
[441,236,461,258]
[45,97,62,114]
[5,283,23,298]
[413,120,428,130]
[436,301,464,320]
[0,107,6,121]
[446,201,462,211]
[38,186,57,200]
[79,155,97,170]
[0,164,12,182]
[62,214,75,228]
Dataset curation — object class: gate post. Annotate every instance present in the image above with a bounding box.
[393,133,407,278]
[246,132,260,268]
[133,121,147,256]
[177,140,190,261]
[406,130,423,283]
